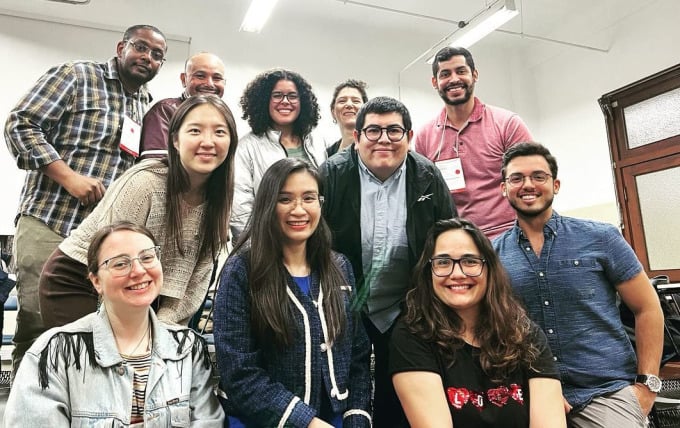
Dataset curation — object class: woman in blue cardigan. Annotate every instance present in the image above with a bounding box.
[214,158,371,428]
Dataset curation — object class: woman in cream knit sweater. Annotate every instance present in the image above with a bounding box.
[39,94,237,327]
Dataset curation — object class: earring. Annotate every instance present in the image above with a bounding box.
[333,119,337,124]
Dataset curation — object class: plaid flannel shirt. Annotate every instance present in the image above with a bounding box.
[4,57,151,237]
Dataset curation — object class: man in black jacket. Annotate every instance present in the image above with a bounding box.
[320,96,455,427]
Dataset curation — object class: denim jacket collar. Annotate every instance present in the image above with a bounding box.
[92,305,192,368]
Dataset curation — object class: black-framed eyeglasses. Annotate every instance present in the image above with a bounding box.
[361,125,407,142]
[99,246,161,277]
[127,40,166,63]
[271,92,299,104]
[504,172,552,187]
[430,256,486,277]
[277,194,324,208]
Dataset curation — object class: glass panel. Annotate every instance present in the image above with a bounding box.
[636,166,680,270]
[624,87,680,148]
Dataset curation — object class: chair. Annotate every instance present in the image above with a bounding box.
[649,276,680,428]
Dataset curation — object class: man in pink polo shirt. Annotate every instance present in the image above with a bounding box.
[413,46,533,238]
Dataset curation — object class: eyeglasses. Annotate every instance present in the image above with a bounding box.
[277,194,324,208]
[99,246,161,277]
[504,172,552,187]
[361,125,407,143]
[271,92,299,104]
[430,256,486,277]
[127,40,166,63]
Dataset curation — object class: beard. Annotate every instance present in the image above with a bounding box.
[508,194,555,219]
[438,82,474,106]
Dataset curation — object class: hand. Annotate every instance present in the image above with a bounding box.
[307,417,334,428]
[63,173,105,206]
[631,383,656,415]
[563,397,572,414]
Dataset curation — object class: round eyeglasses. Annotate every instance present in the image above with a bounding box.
[504,172,552,188]
[277,194,324,208]
[430,256,486,277]
[361,125,407,143]
[99,246,161,277]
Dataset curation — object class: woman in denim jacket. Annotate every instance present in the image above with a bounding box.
[214,158,371,428]
[4,222,224,427]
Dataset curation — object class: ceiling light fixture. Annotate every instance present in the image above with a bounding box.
[427,0,518,63]
[46,0,91,4]
[240,0,280,33]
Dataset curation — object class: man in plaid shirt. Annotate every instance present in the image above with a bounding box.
[4,24,167,377]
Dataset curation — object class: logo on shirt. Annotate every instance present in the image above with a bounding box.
[417,193,433,202]
[447,384,524,410]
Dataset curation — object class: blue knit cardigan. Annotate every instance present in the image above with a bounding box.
[214,251,372,428]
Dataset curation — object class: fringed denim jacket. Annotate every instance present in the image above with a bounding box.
[4,305,224,427]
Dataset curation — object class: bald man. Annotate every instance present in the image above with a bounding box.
[139,52,226,159]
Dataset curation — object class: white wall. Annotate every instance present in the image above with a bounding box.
[517,0,680,218]
[0,0,677,234]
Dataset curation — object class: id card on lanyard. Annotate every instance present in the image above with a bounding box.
[434,111,466,193]
[120,114,142,157]
[435,157,466,192]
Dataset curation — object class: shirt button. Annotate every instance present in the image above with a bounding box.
[525,247,531,252]
[547,329,554,334]
[574,260,580,266]
[320,343,328,352]
[544,300,550,306]
[553,356,558,361]
[117,366,125,375]
[538,272,545,277]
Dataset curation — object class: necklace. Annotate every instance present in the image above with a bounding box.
[114,320,151,357]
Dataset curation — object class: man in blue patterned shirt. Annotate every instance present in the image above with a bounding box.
[493,142,664,427]
[4,24,167,376]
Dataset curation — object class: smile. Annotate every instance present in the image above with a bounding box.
[445,283,474,292]
[127,281,151,291]
[287,220,309,229]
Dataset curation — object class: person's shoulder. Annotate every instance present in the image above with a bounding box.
[148,96,183,111]
[558,214,618,236]
[323,146,354,170]
[407,150,440,177]
[331,250,351,270]
[481,101,518,116]
[29,313,96,354]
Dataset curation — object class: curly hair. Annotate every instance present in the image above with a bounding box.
[240,68,320,138]
[404,218,540,382]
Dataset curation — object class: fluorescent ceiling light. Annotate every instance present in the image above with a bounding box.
[427,0,518,63]
[46,0,91,3]
[240,0,280,33]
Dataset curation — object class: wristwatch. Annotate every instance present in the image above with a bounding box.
[635,374,662,393]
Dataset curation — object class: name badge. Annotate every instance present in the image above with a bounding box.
[435,157,466,192]
[120,115,142,158]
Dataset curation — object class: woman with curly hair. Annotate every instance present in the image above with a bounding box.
[389,218,566,428]
[230,69,327,241]
[326,79,368,157]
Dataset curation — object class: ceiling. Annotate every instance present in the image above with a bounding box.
[274,0,658,55]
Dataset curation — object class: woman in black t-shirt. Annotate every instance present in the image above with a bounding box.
[389,218,566,427]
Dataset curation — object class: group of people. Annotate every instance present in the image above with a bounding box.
[1,22,665,428]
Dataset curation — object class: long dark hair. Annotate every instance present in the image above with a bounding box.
[164,94,238,260]
[240,68,320,138]
[404,218,540,382]
[232,158,346,349]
